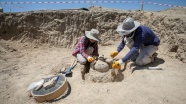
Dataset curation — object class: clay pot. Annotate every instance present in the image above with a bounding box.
[94,60,109,72]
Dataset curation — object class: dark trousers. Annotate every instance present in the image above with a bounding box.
[81,62,90,80]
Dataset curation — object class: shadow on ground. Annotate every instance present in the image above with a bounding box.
[129,57,165,73]
[50,82,71,103]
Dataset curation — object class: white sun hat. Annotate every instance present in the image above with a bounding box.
[116,18,140,36]
[85,29,101,41]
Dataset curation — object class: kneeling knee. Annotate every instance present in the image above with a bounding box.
[135,60,144,66]
[135,57,152,66]
[79,60,87,65]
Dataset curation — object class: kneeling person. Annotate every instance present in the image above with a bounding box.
[111,18,160,69]
[72,29,101,80]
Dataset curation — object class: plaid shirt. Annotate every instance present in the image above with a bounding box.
[72,36,99,59]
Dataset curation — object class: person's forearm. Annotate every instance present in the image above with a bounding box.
[80,50,89,59]
[117,40,125,52]
[121,47,138,62]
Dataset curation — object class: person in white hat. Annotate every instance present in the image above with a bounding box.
[72,29,101,80]
[111,17,160,69]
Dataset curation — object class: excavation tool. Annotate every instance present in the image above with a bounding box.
[62,59,77,75]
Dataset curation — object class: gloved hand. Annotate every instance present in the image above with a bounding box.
[87,56,95,62]
[110,51,118,58]
[112,59,123,69]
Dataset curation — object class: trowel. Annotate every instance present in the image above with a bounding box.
[62,59,77,75]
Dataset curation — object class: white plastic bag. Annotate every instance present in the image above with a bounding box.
[27,79,45,92]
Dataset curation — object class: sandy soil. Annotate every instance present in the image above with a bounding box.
[0,39,186,104]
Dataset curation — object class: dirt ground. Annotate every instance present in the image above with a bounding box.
[0,39,186,104]
[0,7,186,104]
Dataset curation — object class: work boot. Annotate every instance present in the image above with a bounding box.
[151,52,158,62]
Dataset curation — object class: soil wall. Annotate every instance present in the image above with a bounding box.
[0,8,186,62]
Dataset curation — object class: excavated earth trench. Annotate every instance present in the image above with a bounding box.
[0,8,186,63]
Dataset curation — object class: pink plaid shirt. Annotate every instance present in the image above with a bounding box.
[72,36,99,59]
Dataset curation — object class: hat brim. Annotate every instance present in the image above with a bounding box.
[85,31,101,42]
[116,21,140,35]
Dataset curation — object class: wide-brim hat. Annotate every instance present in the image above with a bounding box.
[117,18,140,35]
[85,29,101,41]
